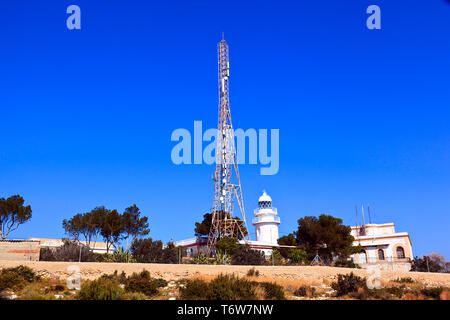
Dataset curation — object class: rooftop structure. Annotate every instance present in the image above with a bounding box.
[350,223,413,271]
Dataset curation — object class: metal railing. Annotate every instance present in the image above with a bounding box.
[359,257,411,264]
[252,216,280,224]
[253,207,277,215]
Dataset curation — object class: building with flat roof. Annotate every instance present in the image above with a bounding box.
[28,238,110,254]
[349,223,413,271]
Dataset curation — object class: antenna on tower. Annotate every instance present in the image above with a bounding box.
[368,205,372,224]
[207,38,249,253]
[361,204,366,226]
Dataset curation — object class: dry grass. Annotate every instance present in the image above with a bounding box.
[247,275,324,288]
[1,261,449,289]
[253,285,266,300]
[189,272,324,289]
[14,278,72,300]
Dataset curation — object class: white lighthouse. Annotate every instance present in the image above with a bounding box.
[252,191,280,245]
[174,190,285,258]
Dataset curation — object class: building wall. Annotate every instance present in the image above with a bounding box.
[351,224,396,237]
[0,240,40,261]
[28,238,110,254]
[255,223,279,245]
[352,233,413,271]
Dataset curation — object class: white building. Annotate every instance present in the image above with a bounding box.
[242,191,282,257]
[174,191,285,257]
[349,223,413,271]
[28,238,111,254]
[252,191,280,244]
[174,193,414,266]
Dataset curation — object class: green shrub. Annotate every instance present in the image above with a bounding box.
[277,234,298,258]
[161,242,178,264]
[247,268,260,277]
[99,269,164,297]
[386,286,406,298]
[22,284,56,300]
[207,274,256,300]
[268,249,284,265]
[77,279,125,300]
[97,248,136,263]
[124,291,148,300]
[124,270,159,296]
[130,238,177,263]
[112,247,133,263]
[40,240,96,262]
[50,284,66,292]
[1,265,39,282]
[180,279,209,300]
[151,278,168,288]
[294,286,307,296]
[214,250,230,265]
[125,277,158,296]
[288,249,308,265]
[180,274,257,300]
[231,246,265,265]
[193,252,209,264]
[331,273,367,296]
[411,256,443,272]
[0,265,39,291]
[294,285,316,297]
[0,273,26,291]
[100,270,127,284]
[215,237,239,255]
[367,288,392,300]
[133,269,151,279]
[260,282,285,300]
[393,277,415,284]
[421,287,444,299]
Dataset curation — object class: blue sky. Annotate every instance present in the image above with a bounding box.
[1,1,449,258]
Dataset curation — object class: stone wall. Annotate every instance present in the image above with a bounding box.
[0,240,40,261]
[359,261,412,272]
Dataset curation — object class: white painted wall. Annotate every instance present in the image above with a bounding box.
[255,222,279,245]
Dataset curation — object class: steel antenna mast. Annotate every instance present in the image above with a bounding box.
[207,37,250,252]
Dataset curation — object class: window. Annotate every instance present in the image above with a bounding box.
[378,249,385,260]
[396,246,405,259]
[359,250,367,264]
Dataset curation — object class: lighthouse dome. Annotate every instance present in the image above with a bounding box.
[258,191,272,203]
[258,191,273,209]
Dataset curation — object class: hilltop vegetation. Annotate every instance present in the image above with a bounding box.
[1,264,448,300]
